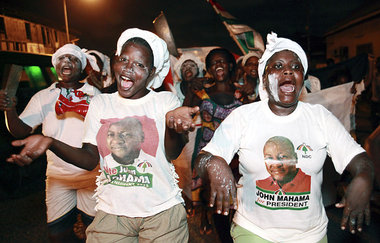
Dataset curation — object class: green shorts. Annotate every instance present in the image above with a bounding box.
[230,222,328,243]
[86,203,188,243]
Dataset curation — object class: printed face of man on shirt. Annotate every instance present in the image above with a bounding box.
[107,117,144,165]
[263,136,298,187]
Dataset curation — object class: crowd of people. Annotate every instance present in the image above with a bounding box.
[0,26,378,243]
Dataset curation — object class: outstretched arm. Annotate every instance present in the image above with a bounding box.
[7,134,99,170]
[336,152,374,234]
[165,106,199,161]
[0,90,32,138]
[165,106,199,160]
[195,151,237,215]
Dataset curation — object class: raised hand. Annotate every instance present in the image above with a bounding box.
[0,90,17,111]
[84,59,103,90]
[166,106,199,133]
[7,134,53,166]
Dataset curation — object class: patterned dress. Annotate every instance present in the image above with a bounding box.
[191,89,242,190]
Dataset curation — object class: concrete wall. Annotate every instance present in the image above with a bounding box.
[326,16,380,62]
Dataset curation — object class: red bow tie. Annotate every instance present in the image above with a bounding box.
[55,88,90,118]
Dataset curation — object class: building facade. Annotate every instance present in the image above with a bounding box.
[325,5,380,63]
[0,14,73,55]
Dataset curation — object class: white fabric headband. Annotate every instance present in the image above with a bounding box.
[115,28,170,89]
[242,51,263,66]
[52,44,93,71]
[257,32,308,100]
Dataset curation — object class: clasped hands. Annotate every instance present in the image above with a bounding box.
[166,106,199,133]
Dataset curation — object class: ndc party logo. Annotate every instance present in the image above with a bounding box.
[137,161,152,172]
[297,143,313,159]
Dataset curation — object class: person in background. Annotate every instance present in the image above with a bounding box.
[171,53,205,217]
[6,28,198,242]
[173,52,205,105]
[195,32,374,243]
[0,44,101,242]
[84,49,114,92]
[188,47,242,241]
[234,51,263,103]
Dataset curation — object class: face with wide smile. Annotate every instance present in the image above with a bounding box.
[263,138,298,186]
[113,42,154,99]
[208,52,232,82]
[55,54,82,88]
[263,50,304,113]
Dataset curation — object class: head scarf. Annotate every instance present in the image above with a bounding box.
[52,44,94,71]
[85,49,111,76]
[257,32,308,100]
[115,28,170,89]
[242,51,263,66]
[174,52,204,80]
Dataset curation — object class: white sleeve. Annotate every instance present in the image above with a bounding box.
[201,108,243,164]
[322,107,365,174]
[82,95,102,146]
[19,91,44,130]
[162,91,181,113]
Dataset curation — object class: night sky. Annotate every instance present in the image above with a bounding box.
[0,0,369,56]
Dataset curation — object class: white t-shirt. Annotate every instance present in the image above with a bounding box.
[202,99,365,243]
[83,90,184,217]
[19,82,101,179]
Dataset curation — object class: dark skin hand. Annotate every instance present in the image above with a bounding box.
[182,77,212,107]
[7,135,99,170]
[84,59,103,90]
[195,151,238,215]
[0,90,17,110]
[233,73,257,103]
[0,90,33,138]
[190,77,207,92]
[335,152,374,234]
[165,106,199,160]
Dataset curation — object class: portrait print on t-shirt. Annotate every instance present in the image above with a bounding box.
[96,115,159,188]
[256,136,311,210]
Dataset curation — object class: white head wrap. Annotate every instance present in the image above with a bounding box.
[236,56,244,65]
[52,44,90,71]
[257,32,308,100]
[85,49,110,75]
[115,28,170,89]
[174,52,204,80]
[242,51,263,66]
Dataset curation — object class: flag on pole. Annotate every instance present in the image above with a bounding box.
[207,0,264,55]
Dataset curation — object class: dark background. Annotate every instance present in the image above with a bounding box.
[0,0,368,57]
